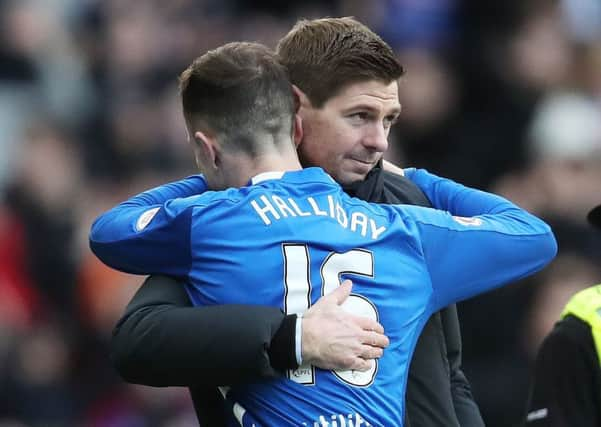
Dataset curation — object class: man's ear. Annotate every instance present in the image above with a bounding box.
[292,85,311,110]
[292,85,308,149]
[293,113,303,148]
[194,130,220,169]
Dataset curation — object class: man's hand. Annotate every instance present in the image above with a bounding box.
[382,159,405,176]
[301,280,389,371]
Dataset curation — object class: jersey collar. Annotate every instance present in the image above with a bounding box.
[250,171,286,184]
[249,168,336,186]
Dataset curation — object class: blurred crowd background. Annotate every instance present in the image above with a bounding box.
[0,0,600,426]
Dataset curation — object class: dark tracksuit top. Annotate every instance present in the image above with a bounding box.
[525,285,601,427]
[110,166,485,427]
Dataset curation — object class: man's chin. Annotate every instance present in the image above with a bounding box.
[336,169,370,186]
[353,161,377,176]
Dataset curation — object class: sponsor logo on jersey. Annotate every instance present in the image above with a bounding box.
[136,207,161,231]
[301,412,373,426]
[452,216,483,226]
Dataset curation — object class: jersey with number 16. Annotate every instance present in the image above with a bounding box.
[89,167,557,427]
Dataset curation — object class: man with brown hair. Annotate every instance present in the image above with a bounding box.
[93,39,556,427]
[111,17,484,426]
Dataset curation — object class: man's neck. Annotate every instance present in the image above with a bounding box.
[229,152,303,188]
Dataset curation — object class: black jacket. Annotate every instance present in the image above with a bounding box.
[525,315,601,427]
[111,168,484,426]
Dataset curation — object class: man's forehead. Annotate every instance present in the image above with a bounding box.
[332,80,401,110]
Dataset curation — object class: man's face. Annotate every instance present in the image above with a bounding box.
[297,80,401,185]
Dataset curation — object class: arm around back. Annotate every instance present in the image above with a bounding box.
[111,275,288,386]
[111,275,388,386]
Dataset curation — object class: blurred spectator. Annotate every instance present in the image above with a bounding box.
[524,206,601,426]
[560,0,601,43]
[524,254,601,358]
[494,92,601,223]
[0,206,39,332]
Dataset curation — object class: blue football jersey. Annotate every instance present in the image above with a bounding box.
[90,167,556,426]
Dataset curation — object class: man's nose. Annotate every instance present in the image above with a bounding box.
[362,124,389,152]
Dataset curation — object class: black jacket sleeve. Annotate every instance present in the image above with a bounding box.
[525,315,601,427]
[442,304,484,427]
[111,275,297,387]
[404,311,460,427]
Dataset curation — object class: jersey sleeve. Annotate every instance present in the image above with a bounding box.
[404,168,508,216]
[89,175,208,277]
[398,183,557,311]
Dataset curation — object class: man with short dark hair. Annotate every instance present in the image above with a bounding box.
[91,41,556,427]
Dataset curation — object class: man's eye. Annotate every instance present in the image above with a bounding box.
[384,115,399,128]
[349,112,369,121]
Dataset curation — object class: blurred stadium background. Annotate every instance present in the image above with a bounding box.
[0,0,600,426]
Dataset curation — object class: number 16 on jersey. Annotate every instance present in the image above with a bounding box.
[283,244,379,387]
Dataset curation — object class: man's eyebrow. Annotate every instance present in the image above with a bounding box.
[343,103,402,115]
